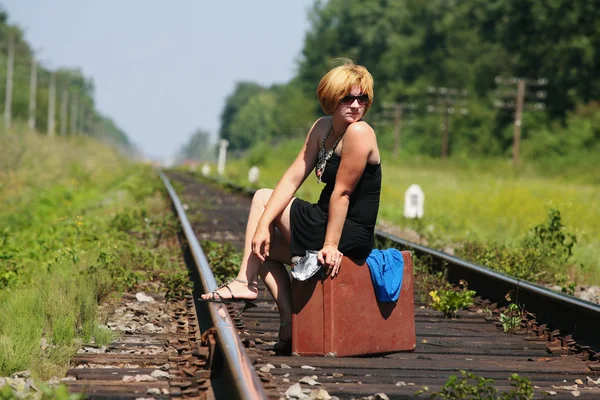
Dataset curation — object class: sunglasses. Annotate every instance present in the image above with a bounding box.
[339,94,369,105]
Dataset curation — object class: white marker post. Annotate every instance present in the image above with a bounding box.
[217,139,229,176]
[404,184,424,219]
[248,166,260,183]
[201,164,210,176]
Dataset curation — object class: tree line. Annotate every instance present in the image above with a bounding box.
[0,7,131,150]
[181,0,600,165]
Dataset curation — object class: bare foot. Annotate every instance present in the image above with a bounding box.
[200,279,258,301]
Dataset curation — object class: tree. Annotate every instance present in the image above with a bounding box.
[178,128,214,162]
[228,91,278,150]
[219,82,265,150]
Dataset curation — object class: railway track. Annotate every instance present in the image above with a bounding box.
[162,170,600,399]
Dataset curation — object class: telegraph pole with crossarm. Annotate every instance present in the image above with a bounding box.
[426,87,469,159]
[494,76,548,166]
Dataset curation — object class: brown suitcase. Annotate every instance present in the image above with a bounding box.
[291,250,416,357]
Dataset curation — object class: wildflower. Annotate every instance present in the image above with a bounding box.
[429,290,440,303]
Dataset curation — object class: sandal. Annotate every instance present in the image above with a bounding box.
[199,278,258,317]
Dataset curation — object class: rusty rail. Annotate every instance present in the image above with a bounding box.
[159,171,268,400]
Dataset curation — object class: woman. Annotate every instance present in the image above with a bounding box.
[200,59,381,352]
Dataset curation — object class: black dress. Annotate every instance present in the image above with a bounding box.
[289,153,381,265]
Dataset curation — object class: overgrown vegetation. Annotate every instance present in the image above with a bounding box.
[161,271,193,302]
[0,133,180,381]
[417,370,534,399]
[458,209,579,284]
[200,240,241,285]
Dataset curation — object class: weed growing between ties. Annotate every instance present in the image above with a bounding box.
[499,303,524,333]
[0,133,182,380]
[416,370,534,399]
[428,281,476,319]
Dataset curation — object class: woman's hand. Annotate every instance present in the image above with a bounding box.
[251,224,271,262]
[318,245,343,278]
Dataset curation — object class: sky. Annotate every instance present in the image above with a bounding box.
[2,0,315,160]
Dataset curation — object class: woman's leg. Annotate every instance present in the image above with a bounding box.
[259,229,293,341]
[259,260,291,338]
[200,188,294,301]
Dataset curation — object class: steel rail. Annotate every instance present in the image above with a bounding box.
[159,171,268,400]
[208,175,600,348]
[376,229,600,348]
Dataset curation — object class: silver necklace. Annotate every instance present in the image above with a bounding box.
[316,125,343,183]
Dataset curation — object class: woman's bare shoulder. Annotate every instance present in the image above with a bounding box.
[345,121,375,141]
[308,116,332,139]
[314,116,331,130]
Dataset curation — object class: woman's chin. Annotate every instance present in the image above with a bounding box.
[343,115,361,123]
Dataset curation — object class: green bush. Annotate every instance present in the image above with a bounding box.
[458,208,578,284]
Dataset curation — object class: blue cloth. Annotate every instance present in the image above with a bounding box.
[365,248,404,303]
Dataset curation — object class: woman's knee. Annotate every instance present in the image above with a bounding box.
[252,188,273,209]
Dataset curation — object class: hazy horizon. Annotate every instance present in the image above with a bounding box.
[2,0,315,160]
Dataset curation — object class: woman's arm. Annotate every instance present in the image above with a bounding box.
[252,117,329,260]
[320,121,376,274]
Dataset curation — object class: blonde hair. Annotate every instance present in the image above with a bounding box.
[317,58,374,115]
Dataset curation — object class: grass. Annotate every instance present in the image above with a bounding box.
[0,130,181,381]
[206,137,600,284]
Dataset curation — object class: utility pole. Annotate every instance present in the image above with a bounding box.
[70,93,78,134]
[393,103,403,160]
[377,102,418,160]
[79,102,86,135]
[4,35,14,132]
[60,88,68,136]
[86,105,94,136]
[28,54,38,131]
[494,76,547,166]
[47,72,56,136]
[426,87,469,159]
[513,80,525,166]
